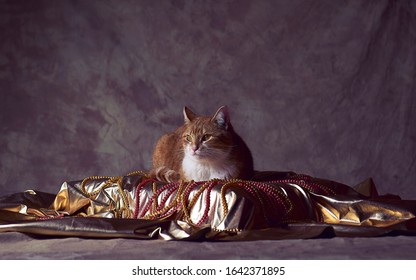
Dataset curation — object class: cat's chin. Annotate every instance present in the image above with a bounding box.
[187,153,211,162]
[190,153,205,160]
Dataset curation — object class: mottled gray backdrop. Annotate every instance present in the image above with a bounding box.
[1,0,415,199]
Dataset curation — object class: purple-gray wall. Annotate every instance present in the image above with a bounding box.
[1,0,415,199]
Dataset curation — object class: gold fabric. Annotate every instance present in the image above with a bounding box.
[0,171,415,241]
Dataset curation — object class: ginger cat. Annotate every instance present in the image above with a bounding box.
[150,106,254,182]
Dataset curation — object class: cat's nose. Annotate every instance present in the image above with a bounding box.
[191,145,199,152]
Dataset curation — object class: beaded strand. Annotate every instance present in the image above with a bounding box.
[270,174,336,196]
[182,180,217,226]
[79,175,132,218]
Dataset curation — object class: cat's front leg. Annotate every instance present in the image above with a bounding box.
[149,166,181,183]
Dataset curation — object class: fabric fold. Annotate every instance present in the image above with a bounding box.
[0,171,415,241]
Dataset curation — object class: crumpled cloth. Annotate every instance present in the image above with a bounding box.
[0,171,415,241]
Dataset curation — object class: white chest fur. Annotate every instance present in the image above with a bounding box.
[182,154,237,181]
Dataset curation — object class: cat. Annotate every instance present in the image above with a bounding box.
[150,106,254,182]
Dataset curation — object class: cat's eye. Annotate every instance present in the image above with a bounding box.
[184,134,192,142]
[201,134,212,142]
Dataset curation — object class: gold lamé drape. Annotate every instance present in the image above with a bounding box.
[0,171,415,241]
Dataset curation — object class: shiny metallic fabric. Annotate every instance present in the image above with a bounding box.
[0,172,415,241]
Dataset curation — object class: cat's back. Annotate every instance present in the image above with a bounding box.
[152,126,185,169]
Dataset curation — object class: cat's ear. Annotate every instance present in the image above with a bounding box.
[183,106,197,124]
[212,106,230,130]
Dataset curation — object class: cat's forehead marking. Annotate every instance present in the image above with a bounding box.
[187,118,210,133]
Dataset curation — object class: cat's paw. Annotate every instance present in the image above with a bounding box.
[151,166,181,183]
[164,170,181,183]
